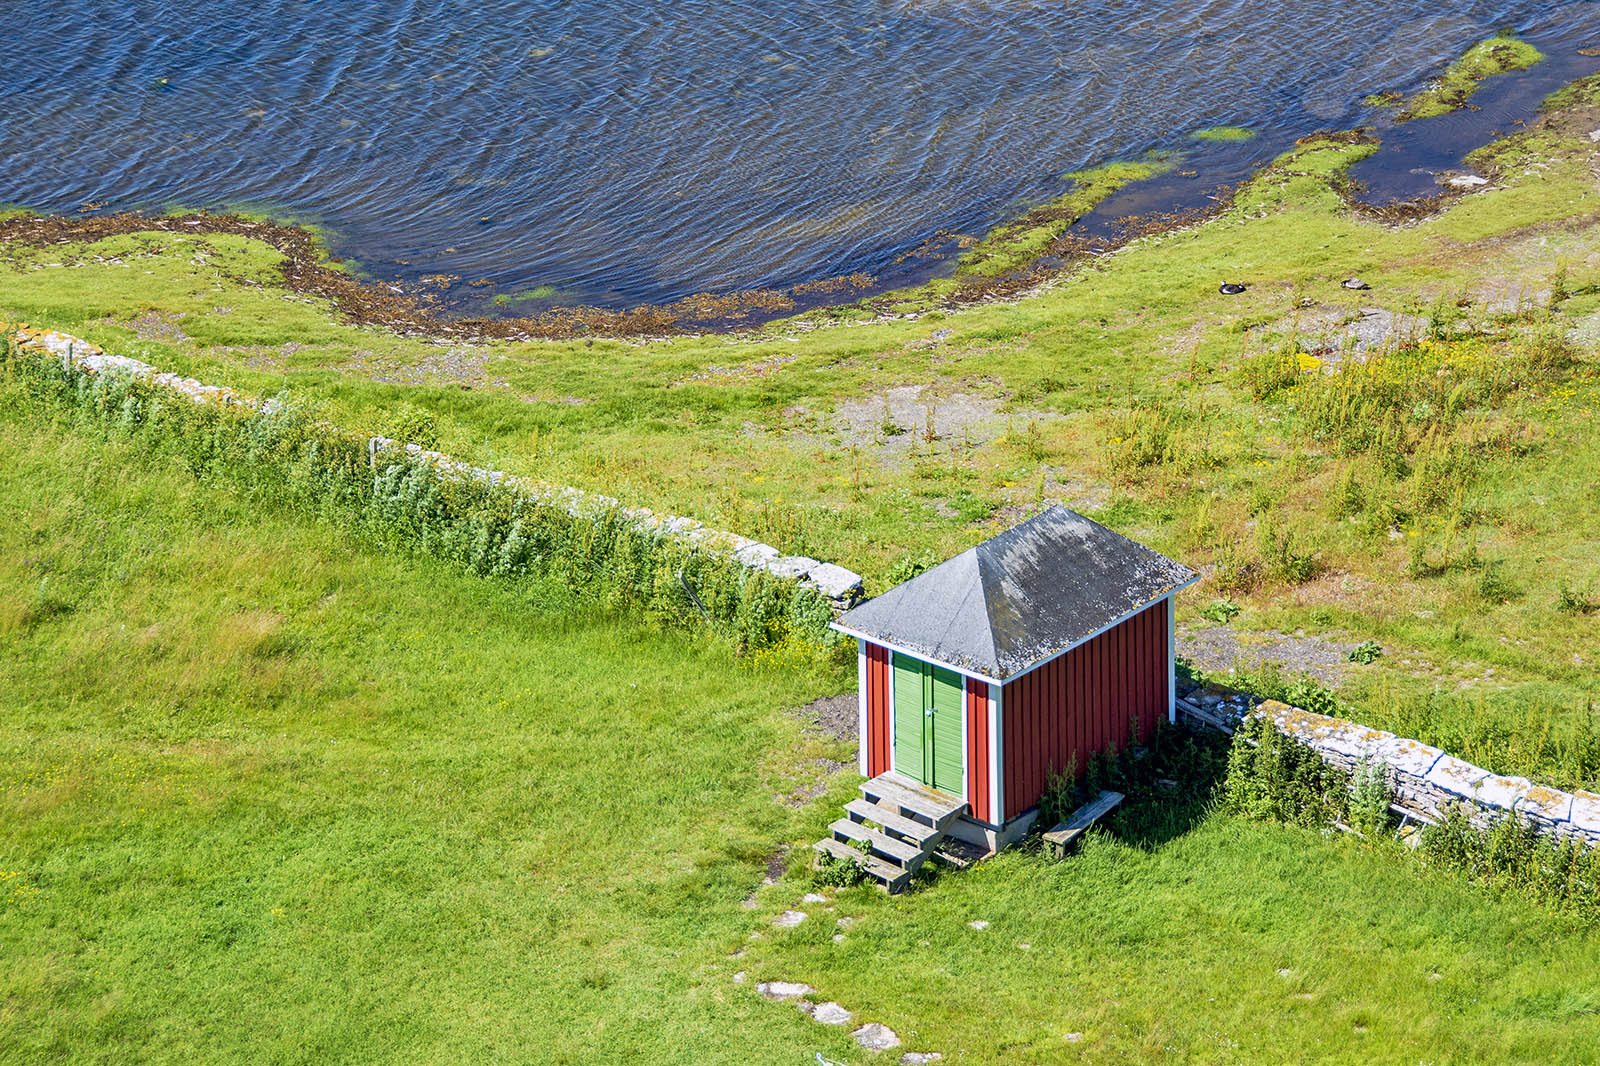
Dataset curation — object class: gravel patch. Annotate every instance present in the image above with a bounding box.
[1178,625,1361,687]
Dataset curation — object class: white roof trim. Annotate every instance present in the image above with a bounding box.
[832,573,1199,684]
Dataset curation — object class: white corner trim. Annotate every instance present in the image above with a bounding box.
[990,682,1005,825]
[1166,593,1178,725]
[857,639,869,776]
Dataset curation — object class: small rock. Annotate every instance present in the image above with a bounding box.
[1219,282,1247,295]
[732,971,746,984]
[1341,277,1370,290]
[757,981,815,1000]
[773,910,807,928]
[1018,942,1031,950]
[1445,174,1490,189]
[802,892,829,904]
[901,1054,943,1065]
[853,1023,902,1051]
[1277,968,1292,977]
[833,934,846,943]
[1588,129,1600,143]
[968,920,990,931]
[810,1002,854,1026]
[1064,1032,1084,1043]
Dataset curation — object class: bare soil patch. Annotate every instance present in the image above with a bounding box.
[794,693,857,744]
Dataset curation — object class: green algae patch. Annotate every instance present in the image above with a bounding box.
[493,284,559,305]
[1191,125,1257,142]
[954,158,1169,279]
[1542,71,1600,111]
[1396,33,1544,121]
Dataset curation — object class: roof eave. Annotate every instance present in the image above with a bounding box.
[827,621,1006,686]
[989,572,1202,683]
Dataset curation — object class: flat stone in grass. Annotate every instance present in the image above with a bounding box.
[802,892,829,903]
[757,981,814,1000]
[901,1053,943,1064]
[968,919,989,931]
[807,1001,854,1026]
[773,910,807,927]
[853,1023,902,1051]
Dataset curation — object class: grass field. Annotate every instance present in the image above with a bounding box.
[6,56,1600,1066]
[4,408,1600,1065]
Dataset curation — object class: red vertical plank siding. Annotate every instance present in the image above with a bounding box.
[999,600,1170,819]
[864,642,891,777]
[966,680,990,823]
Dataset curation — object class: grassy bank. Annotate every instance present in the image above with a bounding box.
[6,400,1600,1065]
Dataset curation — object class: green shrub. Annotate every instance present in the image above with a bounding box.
[810,852,867,890]
[1220,715,1349,829]
[390,403,441,450]
[1200,597,1241,624]
[1348,640,1384,665]
[1349,757,1394,835]
[1418,807,1600,921]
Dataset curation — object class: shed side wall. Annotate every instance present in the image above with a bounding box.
[864,641,892,777]
[1000,598,1169,820]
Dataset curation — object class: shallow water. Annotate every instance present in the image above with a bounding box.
[6,1,1600,310]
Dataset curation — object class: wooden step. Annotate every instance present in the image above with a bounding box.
[860,772,967,829]
[829,818,924,867]
[812,837,911,894]
[844,799,943,848]
[1042,790,1125,858]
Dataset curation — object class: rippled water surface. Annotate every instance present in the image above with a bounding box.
[7,1,1600,308]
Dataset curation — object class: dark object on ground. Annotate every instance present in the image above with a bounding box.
[1219,282,1246,295]
[1342,277,1370,290]
[1044,790,1124,858]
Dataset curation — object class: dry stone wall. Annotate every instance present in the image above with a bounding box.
[8,326,864,609]
[1255,700,1600,847]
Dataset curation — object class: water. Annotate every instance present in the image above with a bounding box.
[6,1,1600,312]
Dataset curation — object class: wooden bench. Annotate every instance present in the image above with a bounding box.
[1042,790,1124,859]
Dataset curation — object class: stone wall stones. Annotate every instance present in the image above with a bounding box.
[1254,700,1600,847]
[9,326,865,610]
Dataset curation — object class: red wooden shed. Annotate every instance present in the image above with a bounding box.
[830,506,1197,858]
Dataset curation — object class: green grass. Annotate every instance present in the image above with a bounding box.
[746,821,1600,1064]
[1397,33,1545,121]
[6,409,1600,1065]
[3,81,1600,784]
[0,411,854,1065]
[1190,125,1256,142]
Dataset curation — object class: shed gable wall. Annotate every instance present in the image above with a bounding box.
[1000,597,1169,821]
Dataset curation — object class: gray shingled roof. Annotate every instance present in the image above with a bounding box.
[832,506,1198,681]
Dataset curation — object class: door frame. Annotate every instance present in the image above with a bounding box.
[888,652,967,800]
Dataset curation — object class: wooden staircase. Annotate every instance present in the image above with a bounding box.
[813,772,968,893]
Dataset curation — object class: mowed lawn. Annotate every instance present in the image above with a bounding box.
[5,411,1600,1066]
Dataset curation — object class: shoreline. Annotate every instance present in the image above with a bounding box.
[3,54,1595,344]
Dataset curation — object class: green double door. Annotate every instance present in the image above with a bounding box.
[892,653,964,796]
